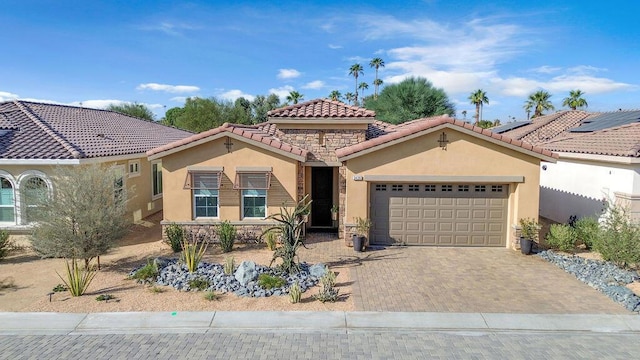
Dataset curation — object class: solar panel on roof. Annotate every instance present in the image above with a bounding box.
[491,121,531,134]
[570,110,640,132]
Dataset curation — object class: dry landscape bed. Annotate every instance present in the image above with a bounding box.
[0,214,354,313]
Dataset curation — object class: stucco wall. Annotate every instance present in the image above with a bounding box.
[160,137,298,224]
[342,129,542,247]
[540,158,640,222]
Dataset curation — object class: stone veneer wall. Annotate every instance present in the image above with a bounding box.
[161,222,276,244]
[276,129,366,163]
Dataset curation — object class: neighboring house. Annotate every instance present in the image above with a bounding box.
[147,99,556,248]
[0,100,192,230]
[498,110,640,223]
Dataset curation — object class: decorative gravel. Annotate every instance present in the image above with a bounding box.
[538,250,640,312]
[130,259,322,298]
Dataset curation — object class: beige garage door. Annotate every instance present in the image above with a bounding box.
[370,183,508,246]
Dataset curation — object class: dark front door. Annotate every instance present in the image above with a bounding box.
[311,167,333,227]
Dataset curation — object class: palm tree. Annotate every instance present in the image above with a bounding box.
[468,89,489,126]
[349,63,364,104]
[328,90,342,102]
[286,91,304,105]
[562,89,588,110]
[524,90,554,118]
[358,82,369,99]
[344,92,355,105]
[369,58,385,99]
[461,110,467,120]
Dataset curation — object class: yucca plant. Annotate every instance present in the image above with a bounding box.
[57,257,97,296]
[289,282,302,304]
[264,195,311,274]
[180,236,208,273]
[223,256,235,275]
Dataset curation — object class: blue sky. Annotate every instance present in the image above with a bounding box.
[1,0,638,122]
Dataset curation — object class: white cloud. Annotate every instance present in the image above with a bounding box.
[494,73,634,97]
[139,22,199,36]
[328,44,342,49]
[277,69,301,80]
[268,85,295,101]
[302,80,325,90]
[170,96,188,103]
[530,66,562,74]
[0,91,19,101]
[566,65,607,75]
[218,89,255,102]
[70,100,126,109]
[137,83,200,93]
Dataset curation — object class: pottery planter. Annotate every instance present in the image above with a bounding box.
[520,237,533,255]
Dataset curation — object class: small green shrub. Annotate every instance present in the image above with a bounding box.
[188,277,210,291]
[545,224,577,252]
[57,258,97,297]
[164,224,185,253]
[519,218,540,241]
[289,282,302,304]
[52,284,68,293]
[181,236,208,273]
[258,273,286,289]
[574,217,600,250]
[320,269,336,288]
[216,221,237,253]
[95,294,115,301]
[203,291,218,301]
[314,271,339,303]
[130,260,159,282]
[223,256,235,275]
[594,202,640,268]
[149,286,165,294]
[0,230,12,259]
[265,230,277,251]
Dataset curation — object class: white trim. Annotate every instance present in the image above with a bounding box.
[0,171,17,225]
[304,161,342,167]
[556,152,640,165]
[0,152,147,165]
[241,189,268,219]
[362,175,525,183]
[16,170,54,225]
[128,160,141,178]
[151,160,163,200]
[193,189,220,220]
[148,132,306,162]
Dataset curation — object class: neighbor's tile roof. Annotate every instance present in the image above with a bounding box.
[0,100,192,160]
[541,122,640,157]
[267,99,376,118]
[500,110,596,146]
[336,115,558,160]
[147,122,308,159]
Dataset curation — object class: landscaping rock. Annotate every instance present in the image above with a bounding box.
[309,263,328,278]
[235,261,258,285]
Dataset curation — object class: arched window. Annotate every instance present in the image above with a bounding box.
[22,176,49,223]
[0,177,15,223]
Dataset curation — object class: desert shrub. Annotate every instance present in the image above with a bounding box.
[266,195,311,273]
[57,258,97,296]
[0,231,12,259]
[519,218,540,241]
[52,284,67,293]
[164,224,185,253]
[593,201,640,268]
[573,217,600,250]
[289,282,302,304]
[130,260,159,282]
[216,221,237,253]
[314,271,339,303]
[203,291,218,301]
[264,230,277,251]
[95,294,115,301]
[181,234,208,273]
[545,224,577,252]
[258,273,286,289]
[188,277,210,291]
[223,256,235,275]
[149,286,165,294]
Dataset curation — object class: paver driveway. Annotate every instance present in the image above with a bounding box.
[303,234,631,314]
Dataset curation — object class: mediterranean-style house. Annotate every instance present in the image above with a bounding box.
[0,100,192,230]
[148,99,556,248]
[497,109,640,223]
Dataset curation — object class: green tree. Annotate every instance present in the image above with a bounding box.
[286,91,304,104]
[344,92,355,105]
[468,89,489,126]
[349,63,364,104]
[251,94,281,123]
[562,89,588,110]
[328,90,342,101]
[369,58,385,99]
[107,102,155,121]
[162,107,185,127]
[30,164,130,269]
[364,77,456,124]
[358,82,369,99]
[524,90,555,118]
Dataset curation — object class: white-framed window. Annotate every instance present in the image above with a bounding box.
[242,189,267,218]
[0,176,16,223]
[128,160,140,177]
[113,165,125,201]
[22,176,49,223]
[151,160,162,199]
[234,170,271,219]
[189,172,220,218]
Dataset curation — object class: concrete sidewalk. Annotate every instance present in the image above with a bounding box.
[1,311,639,335]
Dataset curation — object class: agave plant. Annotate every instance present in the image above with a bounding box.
[264,195,311,274]
[57,258,97,296]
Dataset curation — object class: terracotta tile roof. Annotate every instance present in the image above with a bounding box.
[366,120,397,140]
[541,122,640,157]
[336,115,557,160]
[147,123,308,160]
[500,110,596,146]
[267,99,376,118]
[0,100,192,160]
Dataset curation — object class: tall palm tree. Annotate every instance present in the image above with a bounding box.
[286,91,304,105]
[562,89,588,110]
[524,90,554,118]
[358,82,369,99]
[328,90,342,101]
[349,63,364,104]
[461,110,467,120]
[344,92,355,105]
[468,89,489,126]
[369,58,385,99]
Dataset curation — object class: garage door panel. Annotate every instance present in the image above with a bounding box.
[406,209,421,218]
[455,222,470,231]
[439,209,454,219]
